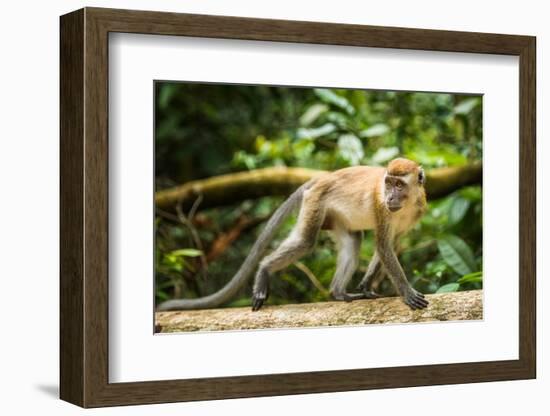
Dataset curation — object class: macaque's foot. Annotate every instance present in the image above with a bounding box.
[251,296,265,311]
[332,292,369,302]
[251,270,270,311]
[356,283,383,299]
[362,290,382,299]
[343,293,366,302]
[402,289,429,310]
[251,288,269,311]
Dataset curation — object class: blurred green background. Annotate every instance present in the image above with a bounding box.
[154,82,482,308]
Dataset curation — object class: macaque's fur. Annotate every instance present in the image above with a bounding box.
[157,158,428,312]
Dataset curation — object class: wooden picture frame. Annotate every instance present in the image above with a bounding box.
[60,7,536,408]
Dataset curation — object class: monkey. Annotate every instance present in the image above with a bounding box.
[157,157,429,312]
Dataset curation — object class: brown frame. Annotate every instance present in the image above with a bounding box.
[60,7,536,408]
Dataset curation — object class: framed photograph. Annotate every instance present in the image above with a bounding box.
[60,7,536,408]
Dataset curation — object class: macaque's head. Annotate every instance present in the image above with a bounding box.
[384,158,425,212]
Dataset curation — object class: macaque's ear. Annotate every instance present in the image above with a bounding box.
[418,168,425,185]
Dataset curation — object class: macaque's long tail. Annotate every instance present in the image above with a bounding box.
[156,182,311,311]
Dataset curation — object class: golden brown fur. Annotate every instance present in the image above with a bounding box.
[249,157,429,310]
[387,157,421,177]
[312,162,426,234]
[158,157,429,312]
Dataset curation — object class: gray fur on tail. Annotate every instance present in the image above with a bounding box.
[157,182,311,311]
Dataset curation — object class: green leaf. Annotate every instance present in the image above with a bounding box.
[232,150,257,170]
[155,290,169,301]
[449,197,471,224]
[360,123,390,138]
[370,146,399,165]
[292,139,315,161]
[436,282,460,293]
[457,271,483,284]
[297,123,336,139]
[158,84,177,109]
[325,112,350,128]
[460,186,482,202]
[454,97,480,115]
[314,89,355,115]
[299,104,328,126]
[406,148,467,167]
[170,248,203,257]
[437,235,476,275]
[338,134,364,166]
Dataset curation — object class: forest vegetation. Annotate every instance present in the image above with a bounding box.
[154,83,483,310]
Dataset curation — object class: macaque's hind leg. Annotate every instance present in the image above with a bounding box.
[356,251,384,299]
[329,230,366,302]
[252,192,325,311]
[357,234,403,299]
[251,235,315,311]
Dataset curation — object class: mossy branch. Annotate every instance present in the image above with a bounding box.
[155,163,481,212]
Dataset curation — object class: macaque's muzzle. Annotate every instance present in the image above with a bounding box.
[387,204,402,212]
[386,195,402,212]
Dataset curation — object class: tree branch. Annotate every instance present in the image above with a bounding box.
[155,290,482,332]
[155,163,481,212]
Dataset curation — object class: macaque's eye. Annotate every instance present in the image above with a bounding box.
[395,182,403,190]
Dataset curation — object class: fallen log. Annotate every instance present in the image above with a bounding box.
[156,289,482,332]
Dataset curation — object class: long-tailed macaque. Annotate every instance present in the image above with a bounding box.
[157,157,429,312]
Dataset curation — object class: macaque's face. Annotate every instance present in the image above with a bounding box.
[384,175,410,212]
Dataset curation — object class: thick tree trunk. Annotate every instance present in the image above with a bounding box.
[155,290,482,332]
[155,163,481,212]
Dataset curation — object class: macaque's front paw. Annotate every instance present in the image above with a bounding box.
[403,289,429,310]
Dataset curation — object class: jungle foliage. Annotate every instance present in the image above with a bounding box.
[155,82,482,307]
